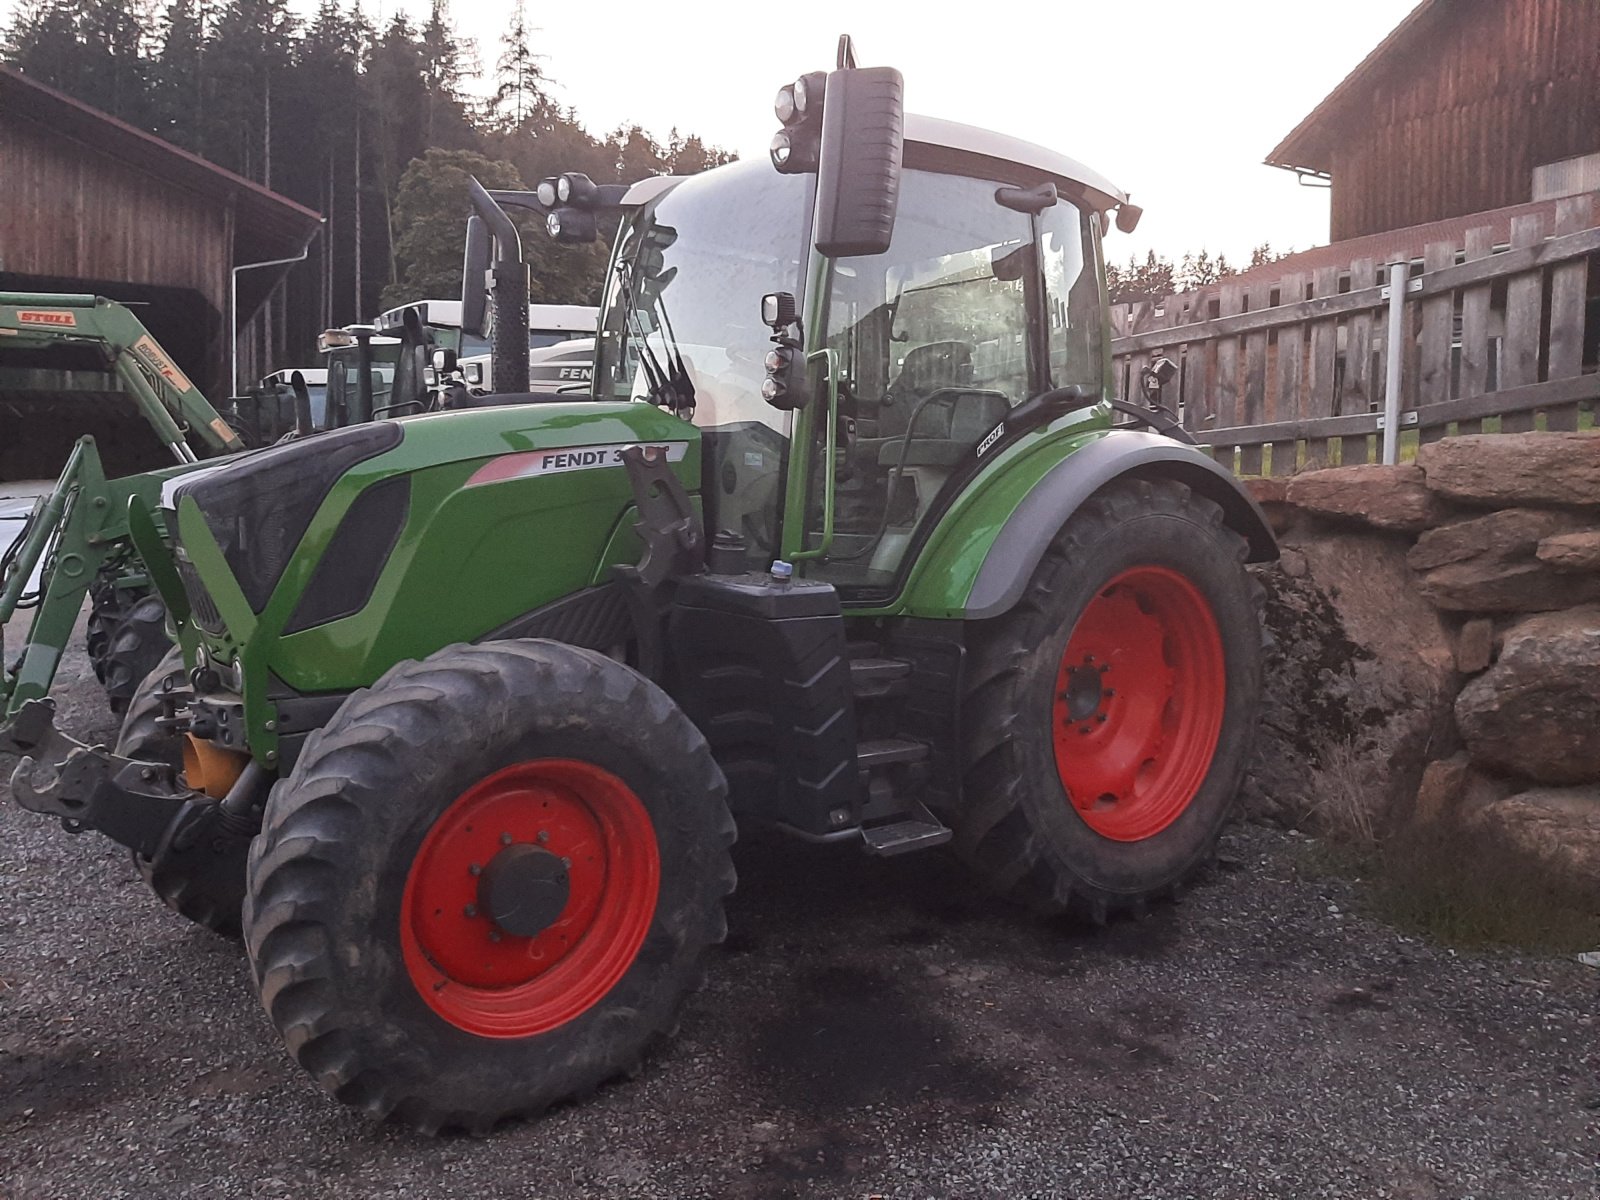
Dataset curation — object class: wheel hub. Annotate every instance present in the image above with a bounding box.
[1050,567,1226,842]
[1061,657,1108,723]
[478,843,571,938]
[400,759,661,1038]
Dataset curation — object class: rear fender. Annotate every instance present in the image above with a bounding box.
[963,430,1277,619]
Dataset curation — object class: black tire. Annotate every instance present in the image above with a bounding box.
[88,577,172,714]
[243,639,735,1133]
[119,648,246,938]
[114,644,187,767]
[957,477,1263,919]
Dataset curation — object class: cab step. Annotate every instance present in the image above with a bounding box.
[861,811,953,856]
[849,657,912,699]
[855,737,929,769]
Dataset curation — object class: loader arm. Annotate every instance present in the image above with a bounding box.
[0,293,244,457]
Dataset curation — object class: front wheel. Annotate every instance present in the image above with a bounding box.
[243,639,735,1132]
[957,478,1263,919]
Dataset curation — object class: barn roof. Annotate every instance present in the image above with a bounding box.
[0,64,322,262]
[1266,0,1445,174]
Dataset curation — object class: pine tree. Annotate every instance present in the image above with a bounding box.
[150,0,208,149]
[491,0,545,131]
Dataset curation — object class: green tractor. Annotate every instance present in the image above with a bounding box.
[2,47,1274,1132]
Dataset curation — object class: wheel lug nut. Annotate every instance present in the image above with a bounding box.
[561,856,571,868]
[1099,664,1110,674]
[1104,689,1115,699]
[464,904,478,918]
[536,830,550,845]
[488,930,502,943]
[1079,726,1091,735]
[1096,714,1108,723]
[468,862,482,876]
[500,831,513,846]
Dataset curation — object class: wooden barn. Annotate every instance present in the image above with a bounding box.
[1267,0,1600,242]
[0,64,322,399]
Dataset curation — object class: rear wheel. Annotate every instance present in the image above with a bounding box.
[243,639,735,1132]
[957,478,1262,918]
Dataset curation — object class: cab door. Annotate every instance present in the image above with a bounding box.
[796,169,1103,600]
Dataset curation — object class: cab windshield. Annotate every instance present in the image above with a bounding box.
[596,160,810,429]
[596,161,812,565]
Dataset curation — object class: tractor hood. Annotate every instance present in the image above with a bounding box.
[166,402,700,684]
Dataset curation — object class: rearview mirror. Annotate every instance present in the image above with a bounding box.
[813,66,904,258]
[460,214,490,337]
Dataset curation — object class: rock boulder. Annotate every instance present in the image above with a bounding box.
[1417,430,1600,509]
[1471,786,1600,886]
[1283,463,1450,533]
[1249,530,1458,825]
[1407,508,1600,612]
[1536,530,1600,573]
[1455,606,1600,784]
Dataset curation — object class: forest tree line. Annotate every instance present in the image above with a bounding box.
[1106,243,1291,306]
[3,0,732,364]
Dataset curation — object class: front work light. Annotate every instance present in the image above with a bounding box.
[774,85,798,125]
[546,208,599,243]
[770,72,826,174]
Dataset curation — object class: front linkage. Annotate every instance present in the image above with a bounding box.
[4,678,261,933]
[4,697,190,857]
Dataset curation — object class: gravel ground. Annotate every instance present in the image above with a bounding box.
[2,639,1598,1199]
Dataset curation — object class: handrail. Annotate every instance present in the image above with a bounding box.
[789,348,840,562]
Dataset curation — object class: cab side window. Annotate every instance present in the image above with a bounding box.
[1039,203,1105,390]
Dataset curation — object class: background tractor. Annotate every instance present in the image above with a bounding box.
[2,42,1275,1133]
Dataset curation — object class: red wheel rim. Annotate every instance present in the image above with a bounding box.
[1050,566,1226,842]
[400,759,660,1038]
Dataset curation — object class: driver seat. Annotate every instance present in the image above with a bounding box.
[866,341,1009,467]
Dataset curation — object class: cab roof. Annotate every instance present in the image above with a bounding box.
[903,115,1129,211]
[620,115,1131,215]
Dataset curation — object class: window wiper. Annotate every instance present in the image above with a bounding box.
[618,252,694,418]
[648,287,695,418]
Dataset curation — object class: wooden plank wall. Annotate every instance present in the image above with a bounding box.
[0,116,232,319]
[1325,0,1600,240]
[1110,195,1600,476]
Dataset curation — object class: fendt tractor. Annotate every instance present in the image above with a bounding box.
[1,42,1275,1132]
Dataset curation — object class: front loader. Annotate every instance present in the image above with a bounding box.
[0,293,245,712]
[2,42,1276,1133]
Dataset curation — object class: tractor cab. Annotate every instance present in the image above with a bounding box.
[586,125,1121,586]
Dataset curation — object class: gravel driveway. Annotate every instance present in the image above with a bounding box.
[2,642,1597,1199]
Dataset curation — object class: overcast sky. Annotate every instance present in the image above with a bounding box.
[405,0,1422,265]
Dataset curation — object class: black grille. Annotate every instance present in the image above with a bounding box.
[176,555,225,635]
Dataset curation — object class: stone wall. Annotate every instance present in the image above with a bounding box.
[1243,431,1600,885]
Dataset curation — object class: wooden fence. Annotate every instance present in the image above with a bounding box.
[1109,194,1600,475]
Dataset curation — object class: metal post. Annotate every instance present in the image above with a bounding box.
[1382,260,1408,465]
